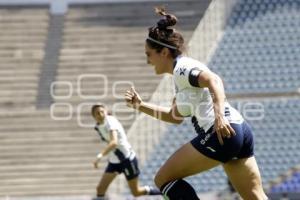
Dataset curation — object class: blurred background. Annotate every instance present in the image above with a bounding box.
[0,0,299,199]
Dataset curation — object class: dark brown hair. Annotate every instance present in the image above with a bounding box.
[91,104,112,116]
[146,7,185,58]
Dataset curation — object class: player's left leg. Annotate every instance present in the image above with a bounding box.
[123,156,161,196]
[223,156,268,200]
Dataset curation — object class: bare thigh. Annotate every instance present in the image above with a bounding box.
[223,156,267,200]
[155,142,221,188]
[127,177,147,196]
[97,172,118,195]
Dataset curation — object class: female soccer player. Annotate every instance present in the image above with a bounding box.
[91,104,161,199]
[125,7,268,200]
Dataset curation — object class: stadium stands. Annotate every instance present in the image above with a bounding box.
[0,7,49,108]
[208,0,300,94]
[269,166,300,200]
[0,6,105,197]
[271,171,300,193]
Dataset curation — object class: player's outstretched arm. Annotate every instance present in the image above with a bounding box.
[125,87,183,124]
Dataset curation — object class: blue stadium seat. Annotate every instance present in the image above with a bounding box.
[208,0,300,94]
[271,172,300,193]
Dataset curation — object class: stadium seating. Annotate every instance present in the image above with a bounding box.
[268,168,300,199]
[208,0,300,94]
[271,172,300,193]
[0,7,49,108]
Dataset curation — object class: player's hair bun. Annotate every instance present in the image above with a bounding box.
[155,7,177,30]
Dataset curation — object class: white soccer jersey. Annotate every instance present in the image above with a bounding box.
[173,56,244,132]
[94,115,134,164]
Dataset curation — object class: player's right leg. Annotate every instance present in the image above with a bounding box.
[155,142,220,200]
[127,177,161,196]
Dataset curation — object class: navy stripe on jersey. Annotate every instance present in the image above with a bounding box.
[191,116,206,135]
[188,68,203,87]
[94,126,107,142]
[225,107,230,117]
[114,149,126,162]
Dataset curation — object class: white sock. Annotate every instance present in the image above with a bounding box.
[144,185,151,194]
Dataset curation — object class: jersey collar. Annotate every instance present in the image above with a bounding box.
[173,55,183,69]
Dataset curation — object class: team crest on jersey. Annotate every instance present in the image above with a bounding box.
[176,67,187,76]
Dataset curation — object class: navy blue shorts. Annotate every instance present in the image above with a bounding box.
[105,156,140,180]
[190,122,254,163]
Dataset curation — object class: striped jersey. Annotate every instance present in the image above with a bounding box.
[173,56,244,132]
[94,115,134,163]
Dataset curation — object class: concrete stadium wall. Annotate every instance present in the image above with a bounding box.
[0,0,182,14]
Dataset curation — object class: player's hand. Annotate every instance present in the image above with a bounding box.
[93,153,103,169]
[125,87,142,109]
[93,159,99,169]
[214,115,236,145]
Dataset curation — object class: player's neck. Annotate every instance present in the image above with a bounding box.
[165,58,175,74]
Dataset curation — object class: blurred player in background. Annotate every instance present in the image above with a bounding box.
[125,7,268,200]
[91,104,161,200]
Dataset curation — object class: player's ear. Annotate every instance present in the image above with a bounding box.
[161,47,170,57]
